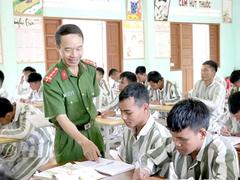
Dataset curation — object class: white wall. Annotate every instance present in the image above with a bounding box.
[62,19,107,76]
[193,24,210,83]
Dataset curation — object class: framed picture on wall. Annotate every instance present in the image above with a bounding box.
[126,0,142,20]
[222,0,232,23]
[123,21,144,59]
[13,0,43,15]
[154,0,171,21]
[14,16,45,63]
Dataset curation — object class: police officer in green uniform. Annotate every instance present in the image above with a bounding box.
[43,24,104,164]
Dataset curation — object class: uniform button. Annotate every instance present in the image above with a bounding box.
[86,107,89,110]
[82,93,84,96]
[70,101,73,104]
[92,92,94,96]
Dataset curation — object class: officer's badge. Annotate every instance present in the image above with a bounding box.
[44,67,58,83]
[61,70,68,80]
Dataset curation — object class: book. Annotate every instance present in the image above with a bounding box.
[33,163,106,180]
[34,158,134,179]
[75,158,135,176]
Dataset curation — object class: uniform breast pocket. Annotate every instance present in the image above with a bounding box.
[65,96,84,120]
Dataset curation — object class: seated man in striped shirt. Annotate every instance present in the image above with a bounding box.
[0,97,53,180]
[118,83,170,175]
[221,91,240,136]
[147,71,181,105]
[133,98,239,180]
[188,60,226,132]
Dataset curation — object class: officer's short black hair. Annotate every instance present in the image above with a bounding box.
[202,60,218,72]
[167,99,210,133]
[119,82,149,107]
[0,97,13,118]
[120,71,137,83]
[230,70,240,84]
[135,66,146,75]
[147,71,163,83]
[228,91,240,114]
[23,66,36,73]
[96,67,104,76]
[27,72,42,83]
[55,24,84,48]
[0,70,4,87]
[108,68,118,77]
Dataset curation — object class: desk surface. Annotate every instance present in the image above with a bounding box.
[149,104,173,112]
[0,137,19,144]
[96,116,125,126]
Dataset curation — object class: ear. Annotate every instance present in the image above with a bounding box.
[199,128,207,140]
[143,103,149,111]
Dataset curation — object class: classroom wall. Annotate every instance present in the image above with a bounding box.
[0,0,240,97]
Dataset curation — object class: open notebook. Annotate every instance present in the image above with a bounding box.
[75,158,135,176]
[34,158,134,179]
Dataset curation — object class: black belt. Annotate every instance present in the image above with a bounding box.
[76,121,94,131]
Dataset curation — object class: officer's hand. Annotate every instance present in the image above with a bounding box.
[81,139,101,161]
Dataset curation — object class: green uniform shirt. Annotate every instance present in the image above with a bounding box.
[43,59,104,164]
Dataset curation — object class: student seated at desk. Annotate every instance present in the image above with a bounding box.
[118,83,170,176]
[133,99,239,180]
[0,97,52,180]
[221,91,240,136]
[230,70,240,94]
[187,60,226,132]
[99,71,137,117]
[147,71,181,105]
[20,72,43,104]
[17,66,36,100]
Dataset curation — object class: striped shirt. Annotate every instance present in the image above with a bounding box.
[0,103,53,180]
[94,79,112,111]
[230,86,240,95]
[149,80,181,104]
[28,85,43,103]
[141,133,239,179]
[119,115,171,170]
[223,112,240,134]
[189,80,226,131]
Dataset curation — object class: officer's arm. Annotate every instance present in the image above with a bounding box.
[56,114,101,161]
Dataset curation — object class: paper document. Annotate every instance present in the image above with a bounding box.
[33,163,106,180]
[75,158,135,176]
[224,136,240,146]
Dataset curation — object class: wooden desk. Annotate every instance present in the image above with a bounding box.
[149,104,173,112]
[96,116,125,157]
[0,137,18,144]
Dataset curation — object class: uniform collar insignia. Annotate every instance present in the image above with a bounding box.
[61,69,68,80]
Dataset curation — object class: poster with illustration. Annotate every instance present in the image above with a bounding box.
[154,0,171,21]
[127,0,142,20]
[14,16,44,63]
[13,0,43,15]
[123,21,144,59]
[222,0,232,23]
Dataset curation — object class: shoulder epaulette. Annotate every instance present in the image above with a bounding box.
[44,67,58,83]
[83,59,97,68]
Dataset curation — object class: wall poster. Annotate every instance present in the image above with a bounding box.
[13,0,43,15]
[222,0,232,23]
[154,0,171,21]
[14,16,44,63]
[126,0,142,20]
[155,21,171,58]
[123,21,144,59]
